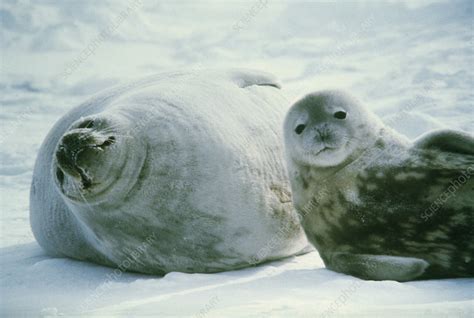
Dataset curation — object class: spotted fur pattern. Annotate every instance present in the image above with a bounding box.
[293,132,474,279]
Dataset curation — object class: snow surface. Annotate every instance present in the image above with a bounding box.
[0,0,473,317]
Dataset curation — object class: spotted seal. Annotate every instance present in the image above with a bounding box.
[30,69,309,274]
[283,90,473,281]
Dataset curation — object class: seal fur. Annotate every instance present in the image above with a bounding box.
[30,69,309,274]
[284,90,474,281]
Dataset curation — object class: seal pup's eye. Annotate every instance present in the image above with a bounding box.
[334,111,347,120]
[295,124,306,135]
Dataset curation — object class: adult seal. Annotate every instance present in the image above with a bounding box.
[30,69,309,274]
[283,90,474,281]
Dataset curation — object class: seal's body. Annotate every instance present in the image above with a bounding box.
[30,69,308,275]
[284,90,474,281]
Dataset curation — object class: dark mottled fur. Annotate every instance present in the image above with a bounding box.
[295,143,474,280]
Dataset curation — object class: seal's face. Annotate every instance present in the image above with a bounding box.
[53,113,146,204]
[284,91,373,167]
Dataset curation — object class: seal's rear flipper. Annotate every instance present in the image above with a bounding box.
[327,252,429,281]
[227,69,282,89]
[413,129,474,155]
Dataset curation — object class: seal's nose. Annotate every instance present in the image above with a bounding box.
[318,129,329,141]
[56,128,115,188]
[61,129,97,153]
[315,126,331,143]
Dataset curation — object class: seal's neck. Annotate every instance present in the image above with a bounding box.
[349,125,409,173]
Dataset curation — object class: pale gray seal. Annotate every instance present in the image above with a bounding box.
[30,69,309,274]
[284,90,473,281]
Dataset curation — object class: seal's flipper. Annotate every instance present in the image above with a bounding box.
[327,252,429,281]
[413,129,474,155]
[227,69,281,89]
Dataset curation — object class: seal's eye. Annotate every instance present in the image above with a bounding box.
[295,124,306,135]
[334,111,347,120]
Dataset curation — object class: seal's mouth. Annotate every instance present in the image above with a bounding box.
[312,146,335,156]
[303,138,351,167]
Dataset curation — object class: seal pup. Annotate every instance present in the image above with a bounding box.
[283,90,473,281]
[30,69,309,275]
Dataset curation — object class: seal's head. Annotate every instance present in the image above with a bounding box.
[53,113,146,204]
[284,90,380,168]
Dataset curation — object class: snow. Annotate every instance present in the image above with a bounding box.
[0,0,473,317]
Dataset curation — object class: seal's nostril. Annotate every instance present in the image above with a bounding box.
[77,119,95,129]
[62,131,95,152]
[101,136,116,147]
[317,129,332,142]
